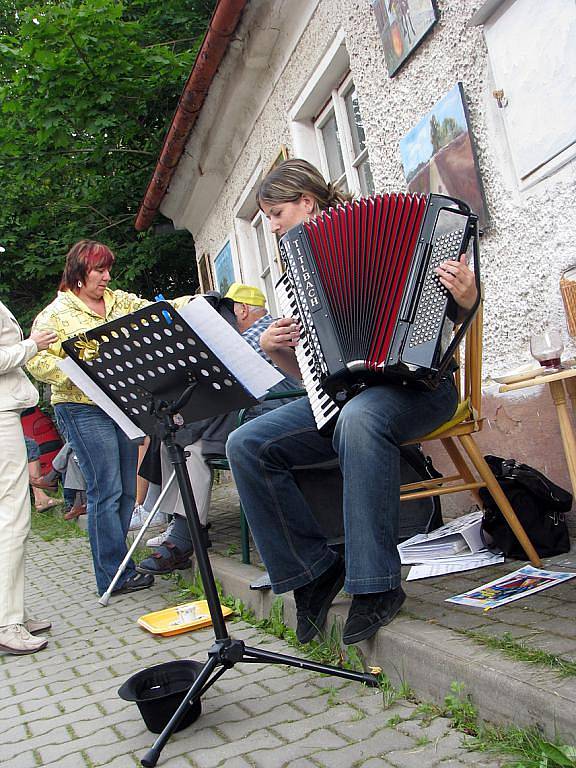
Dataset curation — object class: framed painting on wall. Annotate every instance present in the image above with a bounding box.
[371,0,438,77]
[399,82,489,228]
[213,240,235,296]
[197,253,213,293]
[267,144,289,175]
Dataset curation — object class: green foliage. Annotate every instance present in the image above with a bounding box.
[443,681,478,735]
[0,0,216,328]
[471,726,576,768]
[463,631,576,678]
[31,503,87,541]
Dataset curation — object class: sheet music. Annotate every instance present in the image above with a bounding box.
[58,357,145,440]
[406,551,504,580]
[177,297,284,398]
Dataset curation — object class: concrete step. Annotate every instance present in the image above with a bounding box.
[210,553,576,742]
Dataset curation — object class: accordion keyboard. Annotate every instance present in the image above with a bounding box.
[276,275,339,432]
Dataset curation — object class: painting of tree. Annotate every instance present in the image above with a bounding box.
[399,83,489,228]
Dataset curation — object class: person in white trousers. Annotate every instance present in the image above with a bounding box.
[0,299,57,655]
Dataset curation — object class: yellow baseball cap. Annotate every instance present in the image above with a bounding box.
[224,282,266,308]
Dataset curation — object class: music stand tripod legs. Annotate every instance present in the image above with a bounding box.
[140,402,379,768]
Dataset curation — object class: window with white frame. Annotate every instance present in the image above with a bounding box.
[315,74,375,196]
[251,211,280,316]
[233,163,282,317]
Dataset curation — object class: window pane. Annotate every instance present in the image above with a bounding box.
[320,111,345,181]
[344,85,366,158]
[254,218,268,273]
[336,173,349,195]
[263,272,277,316]
[357,159,375,195]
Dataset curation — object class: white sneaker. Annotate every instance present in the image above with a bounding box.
[146,518,175,547]
[0,624,48,655]
[129,504,168,532]
[24,618,52,635]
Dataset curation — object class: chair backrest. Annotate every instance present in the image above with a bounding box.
[453,297,484,419]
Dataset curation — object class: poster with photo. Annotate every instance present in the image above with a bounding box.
[446,566,576,610]
[400,83,489,227]
[213,240,235,296]
[371,0,438,77]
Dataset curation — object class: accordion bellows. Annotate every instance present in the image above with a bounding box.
[306,193,427,368]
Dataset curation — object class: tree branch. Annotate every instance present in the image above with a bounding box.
[68,32,98,78]
[90,215,134,236]
[143,37,201,48]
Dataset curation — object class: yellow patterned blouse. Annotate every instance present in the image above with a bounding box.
[27,288,192,405]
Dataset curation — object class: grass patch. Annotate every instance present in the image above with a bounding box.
[470,726,576,768]
[416,682,576,767]
[171,572,370,677]
[462,631,576,678]
[31,505,86,542]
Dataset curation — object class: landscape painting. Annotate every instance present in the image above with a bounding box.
[214,240,235,296]
[400,83,488,227]
[371,0,438,76]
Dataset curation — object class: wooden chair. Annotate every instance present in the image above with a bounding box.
[400,300,542,567]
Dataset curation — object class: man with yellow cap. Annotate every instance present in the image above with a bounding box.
[137,284,300,575]
[224,283,278,363]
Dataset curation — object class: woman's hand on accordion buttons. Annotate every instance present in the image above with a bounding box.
[260,317,301,353]
[435,253,477,311]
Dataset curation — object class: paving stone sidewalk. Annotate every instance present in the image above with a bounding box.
[0,531,507,768]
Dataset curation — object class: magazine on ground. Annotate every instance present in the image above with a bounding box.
[446,565,576,610]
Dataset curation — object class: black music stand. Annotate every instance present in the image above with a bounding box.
[63,301,378,768]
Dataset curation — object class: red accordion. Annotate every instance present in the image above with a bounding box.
[276,192,480,432]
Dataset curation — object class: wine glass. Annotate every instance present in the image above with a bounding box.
[530,329,564,372]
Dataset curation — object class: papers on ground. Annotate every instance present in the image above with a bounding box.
[398,508,504,580]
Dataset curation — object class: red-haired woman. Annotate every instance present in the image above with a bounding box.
[28,240,192,597]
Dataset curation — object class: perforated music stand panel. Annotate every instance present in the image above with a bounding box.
[62,302,259,437]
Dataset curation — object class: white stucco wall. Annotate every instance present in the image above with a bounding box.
[161,0,576,378]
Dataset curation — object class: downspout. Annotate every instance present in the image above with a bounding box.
[135,0,248,232]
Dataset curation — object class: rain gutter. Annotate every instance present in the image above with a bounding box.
[135,0,248,231]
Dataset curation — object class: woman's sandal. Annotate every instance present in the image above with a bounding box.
[34,498,63,512]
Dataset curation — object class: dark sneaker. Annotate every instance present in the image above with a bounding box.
[136,542,192,575]
[293,556,345,644]
[113,572,154,594]
[342,587,406,645]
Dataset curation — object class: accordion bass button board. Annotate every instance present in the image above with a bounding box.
[277,192,480,432]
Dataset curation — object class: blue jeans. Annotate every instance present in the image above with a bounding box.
[226,377,458,595]
[55,403,138,595]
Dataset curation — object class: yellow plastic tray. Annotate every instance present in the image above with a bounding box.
[138,600,233,637]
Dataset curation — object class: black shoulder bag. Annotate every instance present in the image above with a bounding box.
[479,455,572,559]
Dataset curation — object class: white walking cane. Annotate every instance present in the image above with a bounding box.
[98,470,177,606]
